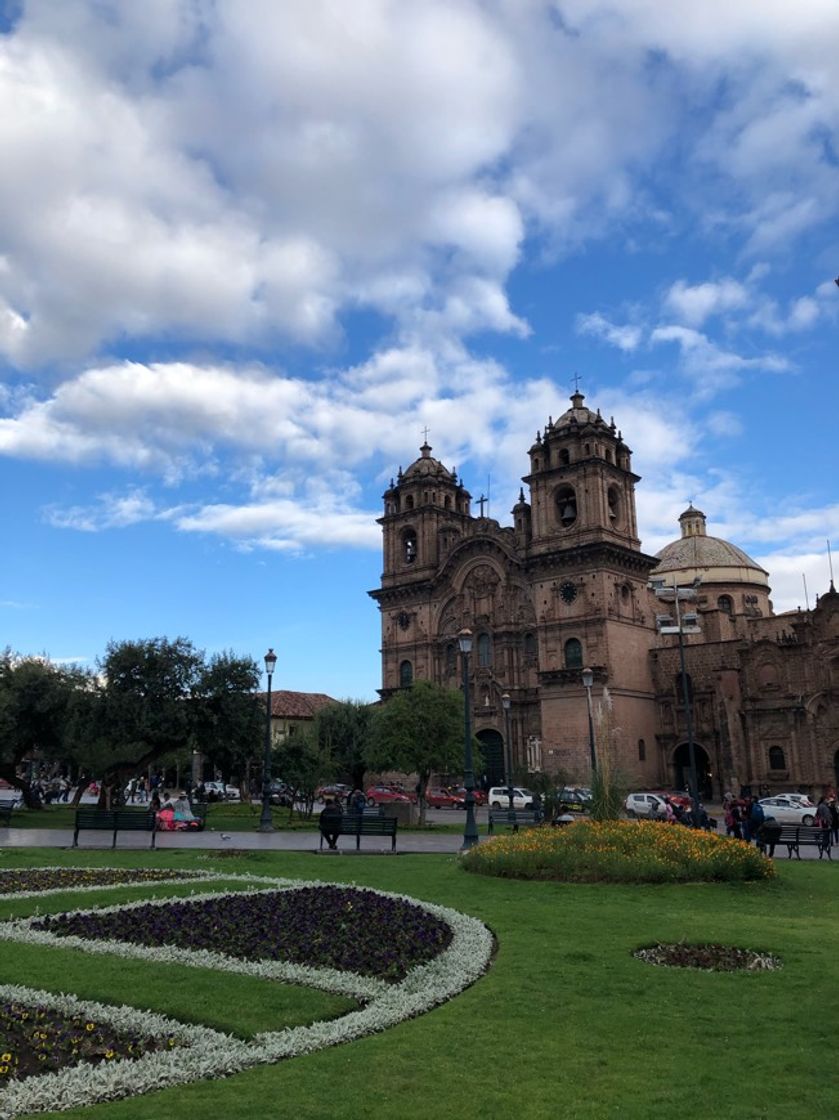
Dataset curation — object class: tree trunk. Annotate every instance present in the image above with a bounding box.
[0,768,41,810]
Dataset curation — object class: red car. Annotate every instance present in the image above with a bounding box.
[450,786,487,809]
[649,790,693,810]
[424,787,459,809]
[365,784,412,807]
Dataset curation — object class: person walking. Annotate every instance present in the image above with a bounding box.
[744,796,764,843]
[829,799,839,846]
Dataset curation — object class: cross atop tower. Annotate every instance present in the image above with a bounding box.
[572,371,582,392]
[421,425,430,443]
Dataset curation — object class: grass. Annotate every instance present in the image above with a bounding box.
[0,846,835,1119]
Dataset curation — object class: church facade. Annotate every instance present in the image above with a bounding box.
[369,392,839,799]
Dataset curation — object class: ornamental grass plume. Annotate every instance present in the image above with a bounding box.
[589,687,624,822]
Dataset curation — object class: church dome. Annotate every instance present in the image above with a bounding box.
[553,390,610,431]
[402,442,455,481]
[652,506,769,587]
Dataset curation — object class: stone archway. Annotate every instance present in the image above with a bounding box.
[476,729,505,788]
[672,742,713,800]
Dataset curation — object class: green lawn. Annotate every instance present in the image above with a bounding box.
[0,846,834,1119]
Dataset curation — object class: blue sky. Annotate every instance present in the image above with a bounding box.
[1,0,837,701]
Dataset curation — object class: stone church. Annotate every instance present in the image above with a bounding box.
[369,391,839,799]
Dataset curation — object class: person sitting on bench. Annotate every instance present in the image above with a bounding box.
[319,798,343,850]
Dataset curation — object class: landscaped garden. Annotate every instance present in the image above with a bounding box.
[461,818,772,882]
[0,845,834,1119]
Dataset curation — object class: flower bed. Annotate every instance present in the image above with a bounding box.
[33,885,452,982]
[461,819,774,883]
[634,943,782,971]
[0,867,207,900]
[0,874,493,1117]
[0,998,178,1082]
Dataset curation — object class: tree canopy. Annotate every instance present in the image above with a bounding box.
[366,680,464,824]
[2,639,262,809]
[0,650,93,807]
[310,699,373,789]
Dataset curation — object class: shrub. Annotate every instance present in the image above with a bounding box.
[461,819,774,884]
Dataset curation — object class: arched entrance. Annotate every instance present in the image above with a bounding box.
[672,742,713,800]
[476,729,505,789]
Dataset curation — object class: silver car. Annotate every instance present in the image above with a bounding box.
[758,797,816,826]
[625,792,666,819]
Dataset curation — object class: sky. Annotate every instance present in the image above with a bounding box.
[1,0,838,702]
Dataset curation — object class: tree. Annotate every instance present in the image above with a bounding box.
[311,699,373,789]
[366,680,464,826]
[74,637,210,806]
[192,651,262,797]
[274,727,332,820]
[0,650,92,807]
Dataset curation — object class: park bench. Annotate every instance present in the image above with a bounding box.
[487,808,544,834]
[73,809,157,849]
[319,812,398,852]
[775,825,832,860]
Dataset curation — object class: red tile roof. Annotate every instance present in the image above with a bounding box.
[260,690,338,719]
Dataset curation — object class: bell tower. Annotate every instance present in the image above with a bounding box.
[372,442,471,693]
[520,389,659,784]
[378,442,471,588]
[524,391,641,554]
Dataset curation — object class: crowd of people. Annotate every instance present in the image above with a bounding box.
[721,792,838,857]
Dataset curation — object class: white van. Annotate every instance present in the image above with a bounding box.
[488,787,536,809]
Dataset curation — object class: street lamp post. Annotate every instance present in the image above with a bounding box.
[501,692,514,812]
[651,578,702,824]
[259,647,277,833]
[581,667,597,776]
[458,628,479,850]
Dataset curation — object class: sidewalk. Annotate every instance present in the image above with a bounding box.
[0,826,464,854]
[0,820,832,860]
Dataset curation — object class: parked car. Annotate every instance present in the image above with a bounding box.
[488,786,536,810]
[365,784,412,807]
[450,786,488,808]
[758,797,816,826]
[314,783,350,803]
[557,786,592,813]
[625,792,666,819]
[201,781,240,802]
[424,787,459,809]
[268,780,295,807]
[770,793,814,808]
[649,789,693,810]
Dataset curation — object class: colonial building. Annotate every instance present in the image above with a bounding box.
[260,690,338,744]
[369,391,839,798]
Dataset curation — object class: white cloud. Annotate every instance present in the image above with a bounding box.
[1,0,835,373]
[649,325,790,395]
[663,279,749,327]
[576,312,642,352]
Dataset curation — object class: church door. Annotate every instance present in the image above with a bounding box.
[476,729,505,788]
[672,742,713,800]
